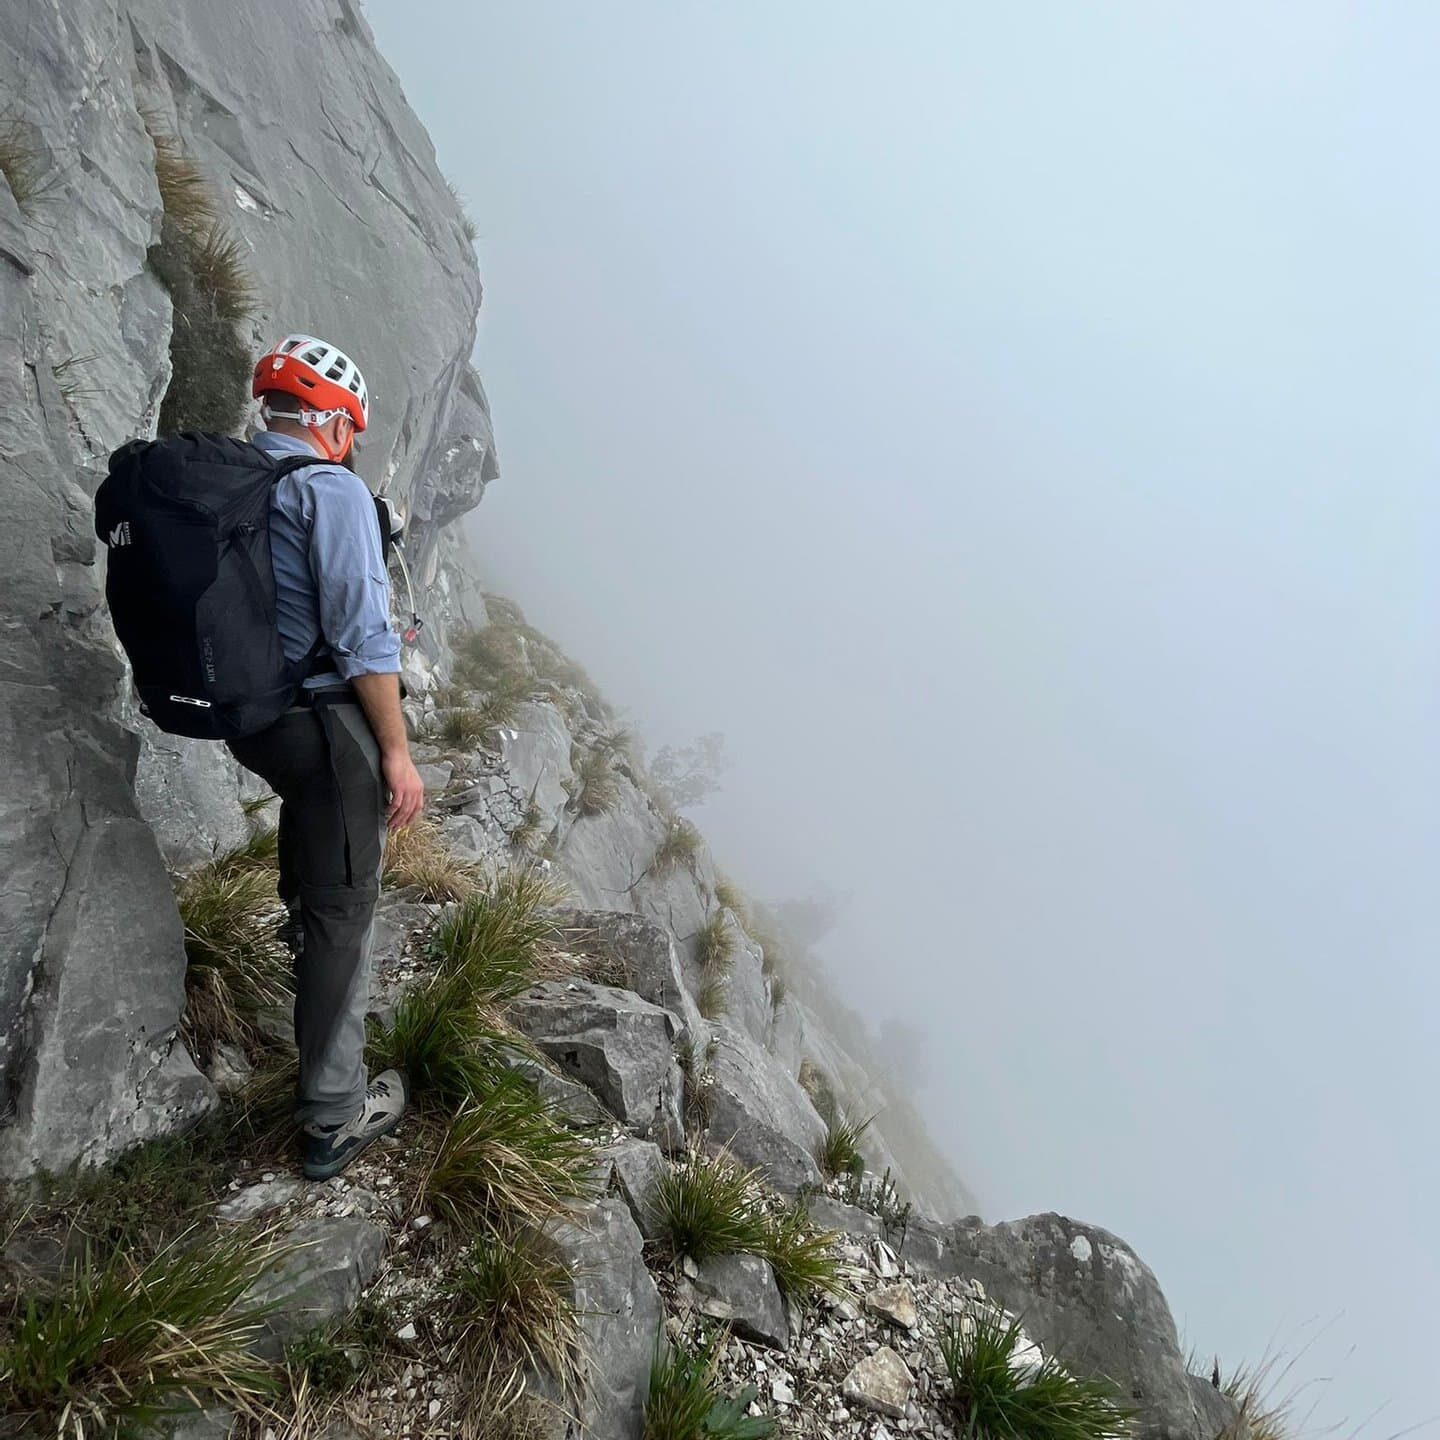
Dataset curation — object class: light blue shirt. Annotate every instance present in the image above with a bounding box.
[252,430,401,689]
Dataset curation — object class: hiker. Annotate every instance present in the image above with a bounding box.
[233,334,423,1177]
[96,333,423,1180]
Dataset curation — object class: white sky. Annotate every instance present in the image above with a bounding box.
[367,5,1439,1431]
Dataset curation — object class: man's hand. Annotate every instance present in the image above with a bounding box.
[381,748,425,831]
[352,673,424,830]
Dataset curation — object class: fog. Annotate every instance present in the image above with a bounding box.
[367,4,1437,1431]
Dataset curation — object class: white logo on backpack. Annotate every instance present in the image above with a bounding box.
[107,521,132,547]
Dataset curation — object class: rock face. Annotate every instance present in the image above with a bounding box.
[246,1216,387,1359]
[689,1252,788,1349]
[704,1026,826,1192]
[510,980,683,1147]
[547,1199,663,1440]
[0,0,494,1176]
[943,1213,1227,1440]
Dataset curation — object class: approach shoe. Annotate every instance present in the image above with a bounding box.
[302,1069,408,1180]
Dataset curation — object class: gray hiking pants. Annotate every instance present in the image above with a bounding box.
[228,696,386,1128]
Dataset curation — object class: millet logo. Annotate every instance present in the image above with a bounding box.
[201,637,216,683]
[107,521,132,547]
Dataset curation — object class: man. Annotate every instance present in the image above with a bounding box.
[230,333,424,1179]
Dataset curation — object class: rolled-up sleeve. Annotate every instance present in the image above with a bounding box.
[304,468,401,679]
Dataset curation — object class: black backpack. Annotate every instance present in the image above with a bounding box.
[95,433,344,740]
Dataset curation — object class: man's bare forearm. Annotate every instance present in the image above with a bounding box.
[352,673,409,758]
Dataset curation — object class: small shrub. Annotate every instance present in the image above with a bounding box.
[477,675,532,732]
[694,915,735,978]
[422,1074,595,1232]
[938,1306,1134,1440]
[443,1225,581,1393]
[0,1228,279,1435]
[838,1166,913,1247]
[652,817,702,877]
[644,1329,775,1440]
[758,1202,841,1301]
[816,1112,873,1180]
[652,1153,768,1265]
[384,819,478,902]
[175,859,290,1062]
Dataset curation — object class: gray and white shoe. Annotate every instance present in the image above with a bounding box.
[302,1069,408,1180]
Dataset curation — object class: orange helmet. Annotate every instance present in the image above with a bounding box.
[252,334,370,434]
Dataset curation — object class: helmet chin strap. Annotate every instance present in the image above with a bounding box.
[261,401,350,463]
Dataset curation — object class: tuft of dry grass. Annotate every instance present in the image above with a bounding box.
[696,974,728,1020]
[0,116,52,210]
[652,817,703,877]
[694,914,735,978]
[146,123,254,434]
[570,746,620,818]
[441,1225,582,1397]
[384,818,479,902]
[0,1227,282,1435]
[175,856,290,1064]
[421,1075,596,1233]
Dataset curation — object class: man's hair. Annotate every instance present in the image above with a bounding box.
[259,389,305,424]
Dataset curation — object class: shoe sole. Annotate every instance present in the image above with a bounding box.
[302,1105,406,1181]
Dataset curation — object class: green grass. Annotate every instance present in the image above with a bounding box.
[757,1201,841,1301]
[571,745,620,817]
[442,1225,581,1394]
[23,1125,236,1256]
[938,1306,1134,1440]
[147,126,255,435]
[652,817,703,876]
[369,967,519,1110]
[421,1074,595,1233]
[429,869,563,1001]
[0,1227,280,1435]
[174,857,290,1064]
[694,915,735,978]
[816,1112,873,1180]
[652,1153,769,1265]
[652,1154,841,1301]
[384,818,478,902]
[644,1330,775,1440]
